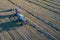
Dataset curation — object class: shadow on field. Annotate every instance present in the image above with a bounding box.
[0,14,15,19]
[0,14,23,32]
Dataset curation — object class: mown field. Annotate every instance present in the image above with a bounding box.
[0,0,60,40]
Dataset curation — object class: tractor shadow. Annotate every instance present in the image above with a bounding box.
[0,14,23,32]
[0,13,15,19]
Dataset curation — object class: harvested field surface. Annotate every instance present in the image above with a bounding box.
[0,0,60,40]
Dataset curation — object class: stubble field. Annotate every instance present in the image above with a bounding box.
[0,0,60,40]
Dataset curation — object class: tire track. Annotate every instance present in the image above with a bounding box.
[17,25,46,40]
[20,0,60,31]
[12,30,24,40]
[26,0,60,15]
[43,0,60,6]
[14,26,30,40]
[28,20,56,40]
[25,0,59,24]
[7,29,23,40]
[13,27,30,40]
[23,17,57,40]
[31,0,60,10]
[26,16,60,39]
[16,26,31,40]
[25,0,60,31]
[15,27,31,40]
[1,31,13,40]
[24,25,48,40]
[25,0,60,24]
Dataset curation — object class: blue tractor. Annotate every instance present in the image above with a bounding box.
[14,8,27,25]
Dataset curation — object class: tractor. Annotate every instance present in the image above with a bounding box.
[14,8,28,25]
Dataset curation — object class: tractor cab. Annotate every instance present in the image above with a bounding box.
[17,13,27,25]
